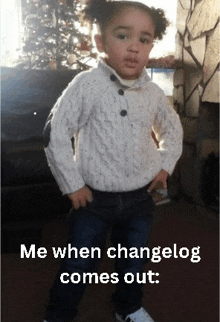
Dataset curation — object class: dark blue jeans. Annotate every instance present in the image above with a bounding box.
[45,184,155,322]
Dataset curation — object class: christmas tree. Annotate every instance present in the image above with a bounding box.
[21,0,94,70]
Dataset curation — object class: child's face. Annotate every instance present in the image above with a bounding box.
[95,7,155,80]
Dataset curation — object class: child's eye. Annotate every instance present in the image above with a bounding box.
[117,34,127,40]
[140,37,151,44]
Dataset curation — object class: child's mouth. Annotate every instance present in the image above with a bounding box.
[124,58,138,67]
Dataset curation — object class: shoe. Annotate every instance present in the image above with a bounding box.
[115,307,155,322]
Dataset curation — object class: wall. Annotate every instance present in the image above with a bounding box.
[172,0,219,209]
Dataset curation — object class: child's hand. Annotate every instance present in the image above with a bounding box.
[147,170,169,193]
[68,186,93,210]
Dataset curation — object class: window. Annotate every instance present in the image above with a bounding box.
[1,0,23,66]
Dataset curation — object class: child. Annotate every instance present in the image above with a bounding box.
[43,0,183,321]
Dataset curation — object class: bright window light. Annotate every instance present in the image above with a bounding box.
[1,0,23,67]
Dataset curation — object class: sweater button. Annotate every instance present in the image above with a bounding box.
[120,110,127,116]
[118,89,124,95]
[110,74,116,81]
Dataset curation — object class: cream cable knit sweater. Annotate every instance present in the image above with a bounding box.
[44,59,183,195]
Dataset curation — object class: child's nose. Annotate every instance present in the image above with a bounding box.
[127,41,140,53]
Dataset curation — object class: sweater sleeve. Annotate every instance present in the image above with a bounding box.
[152,89,183,176]
[43,75,92,195]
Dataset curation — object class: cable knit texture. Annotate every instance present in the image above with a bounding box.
[44,59,183,195]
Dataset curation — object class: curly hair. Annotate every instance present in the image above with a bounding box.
[83,0,170,40]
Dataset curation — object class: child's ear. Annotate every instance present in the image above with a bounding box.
[94,34,104,53]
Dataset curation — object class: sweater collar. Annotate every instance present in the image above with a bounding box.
[97,58,151,89]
